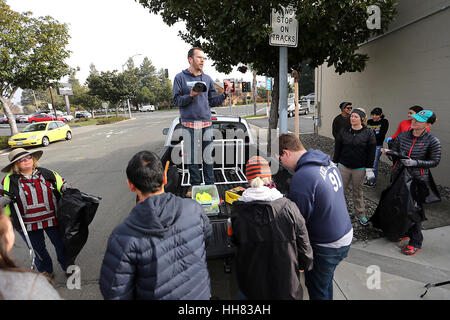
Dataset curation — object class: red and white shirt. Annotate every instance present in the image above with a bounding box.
[2,170,60,231]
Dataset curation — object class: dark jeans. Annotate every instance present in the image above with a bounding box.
[184,126,214,186]
[305,244,350,300]
[19,226,67,274]
[370,146,383,183]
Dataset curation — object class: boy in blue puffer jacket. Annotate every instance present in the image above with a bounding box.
[99,151,212,300]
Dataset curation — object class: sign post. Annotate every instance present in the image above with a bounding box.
[56,83,74,115]
[270,6,298,134]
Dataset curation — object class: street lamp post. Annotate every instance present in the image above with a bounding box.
[122,53,142,118]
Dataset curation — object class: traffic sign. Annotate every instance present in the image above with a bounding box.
[266,78,272,91]
[56,83,73,96]
[224,80,235,93]
[269,5,298,47]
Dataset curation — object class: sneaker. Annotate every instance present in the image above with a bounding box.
[359,217,369,226]
[367,181,376,187]
[401,245,421,255]
[396,237,410,242]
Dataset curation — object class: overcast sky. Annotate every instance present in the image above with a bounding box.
[8,0,263,88]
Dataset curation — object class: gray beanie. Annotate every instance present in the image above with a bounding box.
[351,108,366,122]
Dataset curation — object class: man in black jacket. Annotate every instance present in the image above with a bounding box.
[332,102,352,139]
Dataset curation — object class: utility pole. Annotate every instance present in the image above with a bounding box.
[278,46,288,134]
[292,70,300,137]
[32,90,38,110]
[48,87,57,118]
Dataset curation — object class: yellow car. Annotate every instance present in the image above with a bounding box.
[8,121,72,148]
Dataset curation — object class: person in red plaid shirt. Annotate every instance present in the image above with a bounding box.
[1,148,67,278]
[173,47,231,194]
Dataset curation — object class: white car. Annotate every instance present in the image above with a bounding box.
[287,103,309,117]
[62,114,74,122]
[139,105,155,112]
[75,111,92,119]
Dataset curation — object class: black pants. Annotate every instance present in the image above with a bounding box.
[407,221,423,248]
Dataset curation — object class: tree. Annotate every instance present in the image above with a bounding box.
[86,70,135,117]
[137,0,396,152]
[0,0,72,135]
[131,57,158,107]
[21,88,65,111]
[155,68,172,107]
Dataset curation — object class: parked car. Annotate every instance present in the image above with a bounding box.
[139,105,155,112]
[8,121,72,148]
[62,113,74,122]
[0,114,8,124]
[300,93,315,103]
[75,111,92,119]
[17,114,30,123]
[287,102,309,117]
[28,113,65,123]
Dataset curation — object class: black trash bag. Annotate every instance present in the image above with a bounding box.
[411,173,441,205]
[56,188,101,266]
[385,149,441,205]
[370,168,423,241]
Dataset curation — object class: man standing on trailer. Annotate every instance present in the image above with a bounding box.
[173,47,231,195]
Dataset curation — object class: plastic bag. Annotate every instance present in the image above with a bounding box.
[56,188,101,266]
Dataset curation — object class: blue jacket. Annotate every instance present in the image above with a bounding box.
[173,69,225,122]
[99,192,212,300]
[288,149,352,245]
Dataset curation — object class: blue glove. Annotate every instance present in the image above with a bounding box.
[385,137,392,143]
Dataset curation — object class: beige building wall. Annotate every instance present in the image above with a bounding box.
[315,0,450,186]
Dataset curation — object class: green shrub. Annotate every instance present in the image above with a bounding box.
[96,116,128,125]
[0,136,10,149]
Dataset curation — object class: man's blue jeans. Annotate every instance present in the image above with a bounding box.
[184,126,214,186]
[305,244,350,300]
[19,226,67,274]
[369,146,383,183]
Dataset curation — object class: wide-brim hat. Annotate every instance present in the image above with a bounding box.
[1,148,43,173]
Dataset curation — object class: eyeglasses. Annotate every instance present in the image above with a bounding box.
[195,56,207,61]
[17,155,32,163]
[345,107,353,110]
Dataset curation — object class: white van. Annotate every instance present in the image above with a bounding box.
[139,105,155,112]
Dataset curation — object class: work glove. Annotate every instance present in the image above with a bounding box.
[385,137,392,143]
[365,168,375,180]
[0,196,12,207]
[400,158,419,167]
